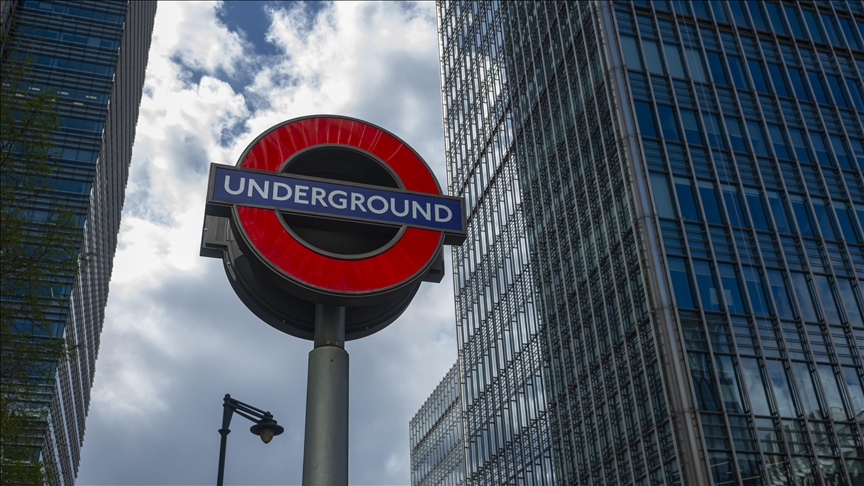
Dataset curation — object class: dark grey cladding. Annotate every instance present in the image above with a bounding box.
[5,1,156,484]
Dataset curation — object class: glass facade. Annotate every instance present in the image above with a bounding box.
[4,1,156,483]
[417,1,864,485]
[411,363,466,486]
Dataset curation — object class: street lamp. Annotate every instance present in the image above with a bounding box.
[216,393,285,486]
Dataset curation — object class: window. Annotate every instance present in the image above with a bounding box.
[703,113,725,149]
[768,63,790,97]
[651,173,677,218]
[788,129,812,163]
[817,365,851,421]
[740,358,772,415]
[834,202,862,243]
[643,39,665,75]
[748,60,769,93]
[811,198,839,240]
[664,43,685,77]
[826,75,849,108]
[830,136,852,170]
[706,51,728,85]
[746,121,768,156]
[809,132,832,167]
[722,184,747,228]
[767,270,795,319]
[744,188,769,229]
[694,260,722,311]
[837,279,864,327]
[669,257,696,308]
[657,105,680,141]
[766,191,792,233]
[635,101,658,138]
[622,36,643,70]
[689,353,721,411]
[674,177,700,221]
[768,125,790,159]
[716,355,745,413]
[812,276,842,324]
[742,266,772,317]
[718,264,746,314]
[681,110,704,145]
[809,71,829,104]
[766,360,797,417]
[788,68,810,101]
[685,47,708,82]
[789,194,815,237]
[699,180,725,224]
[789,272,818,322]
[791,362,824,419]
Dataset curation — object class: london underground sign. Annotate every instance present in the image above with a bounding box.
[200,116,465,486]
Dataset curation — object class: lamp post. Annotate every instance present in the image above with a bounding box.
[216,394,284,486]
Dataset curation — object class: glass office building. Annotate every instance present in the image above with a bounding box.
[3,1,156,483]
[411,363,466,486]
[416,1,864,484]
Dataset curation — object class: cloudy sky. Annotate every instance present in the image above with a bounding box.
[75,2,457,484]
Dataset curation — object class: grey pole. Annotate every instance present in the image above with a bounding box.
[302,304,348,486]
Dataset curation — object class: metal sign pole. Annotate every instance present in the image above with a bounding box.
[302,304,349,486]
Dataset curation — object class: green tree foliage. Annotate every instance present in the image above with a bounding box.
[1,27,81,486]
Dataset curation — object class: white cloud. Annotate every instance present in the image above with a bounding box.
[78,2,455,485]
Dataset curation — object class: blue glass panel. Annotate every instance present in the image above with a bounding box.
[848,138,864,171]
[785,6,805,39]
[685,48,707,82]
[657,105,680,141]
[768,125,790,159]
[691,0,709,19]
[746,121,768,156]
[846,78,864,110]
[664,43,685,78]
[709,1,728,23]
[643,39,665,75]
[821,14,842,47]
[650,172,677,218]
[748,60,769,93]
[689,353,721,411]
[842,18,863,51]
[706,51,728,85]
[841,367,864,420]
[818,365,851,421]
[811,198,839,240]
[830,136,852,170]
[809,71,829,104]
[740,358,772,415]
[789,195,816,237]
[765,2,788,35]
[744,188,769,229]
[791,361,825,420]
[718,263,746,314]
[726,56,748,90]
[728,1,748,28]
[802,10,825,43]
[694,260,722,311]
[702,113,725,149]
[809,132,832,167]
[790,272,819,322]
[837,279,864,328]
[747,2,768,31]
[835,204,862,243]
[716,355,745,413]
[725,117,747,152]
[742,266,771,317]
[635,101,657,138]
[698,180,724,224]
[766,360,797,417]
[788,129,812,163]
[826,75,849,108]
[668,257,696,308]
[673,176,700,221]
[765,191,792,233]
[768,64,789,97]
[788,68,810,101]
[681,110,704,145]
[812,275,842,324]
[722,184,747,228]
[767,270,795,319]
[621,36,643,70]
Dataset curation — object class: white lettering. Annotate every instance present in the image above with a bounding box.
[329,190,347,209]
[312,187,328,207]
[248,179,269,199]
[224,175,245,195]
[272,182,292,201]
[367,195,388,214]
[294,185,309,204]
[435,204,453,222]
[412,201,431,221]
[351,193,367,212]
[391,198,409,217]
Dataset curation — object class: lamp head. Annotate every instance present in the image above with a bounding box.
[250,416,284,444]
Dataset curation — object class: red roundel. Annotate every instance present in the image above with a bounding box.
[232,116,443,295]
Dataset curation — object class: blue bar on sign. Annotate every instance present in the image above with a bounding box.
[209,165,464,233]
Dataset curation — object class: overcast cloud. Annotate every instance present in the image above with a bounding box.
[75,2,456,484]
